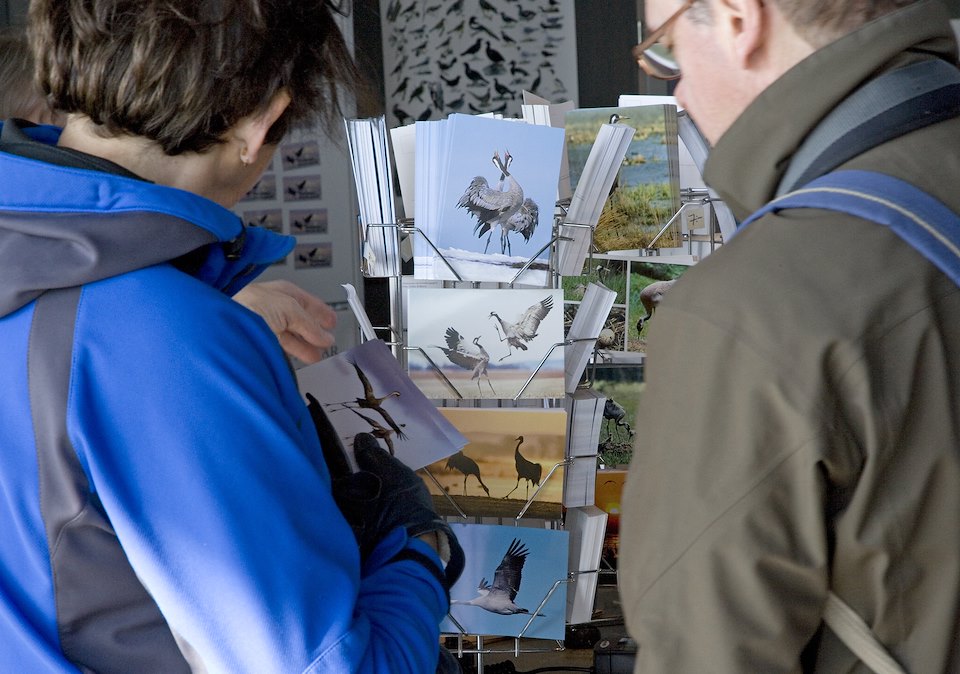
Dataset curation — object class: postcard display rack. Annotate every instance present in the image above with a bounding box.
[343,110,715,671]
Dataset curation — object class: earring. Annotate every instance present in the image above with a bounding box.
[240,148,253,166]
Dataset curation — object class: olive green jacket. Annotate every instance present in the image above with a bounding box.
[619,2,960,672]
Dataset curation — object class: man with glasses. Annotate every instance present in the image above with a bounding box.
[619,0,960,671]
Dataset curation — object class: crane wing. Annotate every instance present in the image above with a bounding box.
[351,360,375,398]
[490,538,528,601]
[441,326,482,370]
[506,198,539,242]
[515,296,553,340]
[457,176,516,224]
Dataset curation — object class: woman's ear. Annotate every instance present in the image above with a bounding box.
[236,90,291,166]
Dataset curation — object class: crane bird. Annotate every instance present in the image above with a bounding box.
[504,436,543,500]
[333,361,407,441]
[445,450,490,496]
[635,279,677,333]
[457,150,535,256]
[432,326,496,396]
[603,398,634,441]
[451,538,544,616]
[346,406,400,456]
[489,295,553,362]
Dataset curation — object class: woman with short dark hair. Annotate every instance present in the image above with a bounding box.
[0,2,457,671]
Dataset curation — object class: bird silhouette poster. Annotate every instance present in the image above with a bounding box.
[296,339,467,471]
[564,105,682,251]
[379,0,578,129]
[413,114,565,285]
[406,288,566,399]
[443,523,569,640]
[424,407,567,517]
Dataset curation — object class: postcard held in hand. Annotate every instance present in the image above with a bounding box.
[297,339,466,471]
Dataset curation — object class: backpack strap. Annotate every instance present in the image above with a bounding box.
[28,287,193,672]
[823,593,907,674]
[776,59,960,197]
[740,169,960,288]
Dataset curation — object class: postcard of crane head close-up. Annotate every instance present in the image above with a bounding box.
[406,288,566,400]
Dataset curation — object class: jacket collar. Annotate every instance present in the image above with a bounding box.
[0,119,294,317]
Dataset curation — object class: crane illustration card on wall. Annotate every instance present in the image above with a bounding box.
[443,523,569,640]
[424,407,567,517]
[565,105,682,251]
[296,339,466,471]
[406,288,566,399]
[414,114,565,286]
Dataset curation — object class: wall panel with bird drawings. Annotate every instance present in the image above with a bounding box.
[406,288,566,399]
[443,523,570,640]
[379,0,578,130]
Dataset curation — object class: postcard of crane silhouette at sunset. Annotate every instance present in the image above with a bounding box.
[296,339,466,471]
[421,407,567,520]
[442,523,569,640]
[406,288,566,400]
[413,114,564,286]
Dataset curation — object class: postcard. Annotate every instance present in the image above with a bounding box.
[443,523,569,640]
[280,139,321,169]
[414,114,564,285]
[290,208,328,235]
[293,242,332,269]
[242,208,283,233]
[590,364,643,467]
[406,288,566,400]
[565,105,681,252]
[283,174,322,201]
[423,407,567,518]
[627,259,690,353]
[594,468,628,573]
[297,339,466,471]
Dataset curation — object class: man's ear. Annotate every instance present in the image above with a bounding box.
[235,89,292,165]
[716,0,766,68]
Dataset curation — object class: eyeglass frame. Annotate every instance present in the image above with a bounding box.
[632,0,696,81]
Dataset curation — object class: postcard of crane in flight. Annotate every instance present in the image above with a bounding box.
[296,339,466,471]
[442,523,569,640]
[406,287,565,400]
[414,114,564,286]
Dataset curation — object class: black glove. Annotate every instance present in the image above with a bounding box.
[351,433,465,590]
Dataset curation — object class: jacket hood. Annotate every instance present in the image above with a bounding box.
[703,0,959,220]
[0,121,294,318]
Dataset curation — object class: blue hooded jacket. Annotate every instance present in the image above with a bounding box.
[0,120,447,672]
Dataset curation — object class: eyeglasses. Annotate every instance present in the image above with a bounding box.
[632,0,695,80]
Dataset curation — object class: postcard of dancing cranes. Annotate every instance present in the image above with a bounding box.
[442,523,569,640]
[421,407,567,519]
[406,288,566,400]
[413,114,564,286]
[296,339,466,471]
